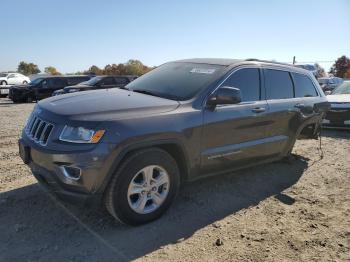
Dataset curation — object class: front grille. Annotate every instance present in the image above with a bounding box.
[25,115,54,145]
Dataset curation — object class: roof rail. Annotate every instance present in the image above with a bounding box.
[245,58,293,66]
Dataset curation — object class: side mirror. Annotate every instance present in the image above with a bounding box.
[207,86,242,107]
[324,90,332,95]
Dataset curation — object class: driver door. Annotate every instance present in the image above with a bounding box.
[98,77,117,89]
[200,67,273,175]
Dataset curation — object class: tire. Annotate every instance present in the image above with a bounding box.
[23,81,28,84]
[105,148,180,225]
[0,81,7,86]
[26,96,33,103]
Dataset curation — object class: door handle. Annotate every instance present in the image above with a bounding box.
[252,107,266,113]
[294,103,306,109]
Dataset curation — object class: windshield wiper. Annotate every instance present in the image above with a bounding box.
[132,89,163,98]
[132,89,179,101]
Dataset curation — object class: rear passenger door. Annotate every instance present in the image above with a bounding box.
[201,67,273,174]
[291,72,321,138]
[262,68,306,155]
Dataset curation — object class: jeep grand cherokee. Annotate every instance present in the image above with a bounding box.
[19,58,329,225]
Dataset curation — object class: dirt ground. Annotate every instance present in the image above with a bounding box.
[0,97,349,262]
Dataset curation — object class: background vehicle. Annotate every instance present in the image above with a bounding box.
[0,72,30,86]
[52,75,137,96]
[323,80,350,129]
[294,64,318,77]
[318,77,343,91]
[0,73,31,97]
[19,58,329,225]
[9,75,91,103]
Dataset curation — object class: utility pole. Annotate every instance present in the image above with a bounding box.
[292,56,296,65]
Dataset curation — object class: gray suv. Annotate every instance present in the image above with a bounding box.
[19,58,329,225]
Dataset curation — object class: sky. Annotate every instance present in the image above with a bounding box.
[0,0,349,73]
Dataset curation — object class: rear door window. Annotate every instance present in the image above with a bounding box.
[115,77,128,85]
[100,77,116,86]
[292,73,318,97]
[222,68,260,102]
[48,78,67,88]
[264,69,294,99]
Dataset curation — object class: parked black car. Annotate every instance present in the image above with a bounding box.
[19,58,329,225]
[9,75,91,103]
[52,75,138,96]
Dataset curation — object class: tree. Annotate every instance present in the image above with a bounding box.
[17,61,40,76]
[124,59,153,75]
[44,66,61,75]
[314,63,326,78]
[85,65,103,75]
[83,60,154,76]
[329,56,350,78]
[344,68,350,79]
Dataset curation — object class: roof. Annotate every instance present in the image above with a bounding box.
[173,58,298,68]
[173,58,244,66]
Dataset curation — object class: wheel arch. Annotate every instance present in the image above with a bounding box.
[100,140,190,194]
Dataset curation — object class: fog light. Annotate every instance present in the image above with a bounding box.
[61,166,81,180]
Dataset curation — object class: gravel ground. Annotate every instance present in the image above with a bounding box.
[0,97,349,262]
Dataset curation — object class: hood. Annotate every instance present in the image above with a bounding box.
[327,94,350,103]
[10,85,32,91]
[38,88,180,121]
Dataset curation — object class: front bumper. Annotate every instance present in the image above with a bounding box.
[9,88,30,101]
[322,107,350,130]
[18,137,113,206]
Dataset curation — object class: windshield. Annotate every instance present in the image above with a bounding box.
[126,62,225,101]
[332,81,350,95]
[29,78,44,85]
[79,76,103,86]
[0,73,8,77]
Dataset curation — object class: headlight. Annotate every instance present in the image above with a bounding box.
[59,126,105,143]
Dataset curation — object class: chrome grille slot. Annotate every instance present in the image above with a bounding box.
[25,115,54,146]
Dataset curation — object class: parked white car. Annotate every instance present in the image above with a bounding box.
[0,73,30,86]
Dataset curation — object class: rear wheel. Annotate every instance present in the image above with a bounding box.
[105,148,180,225]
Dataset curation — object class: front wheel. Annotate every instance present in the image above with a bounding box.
[0,81,7,86]
[105,148,180,225]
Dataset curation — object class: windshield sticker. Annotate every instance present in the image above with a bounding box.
[190,68,216,74]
